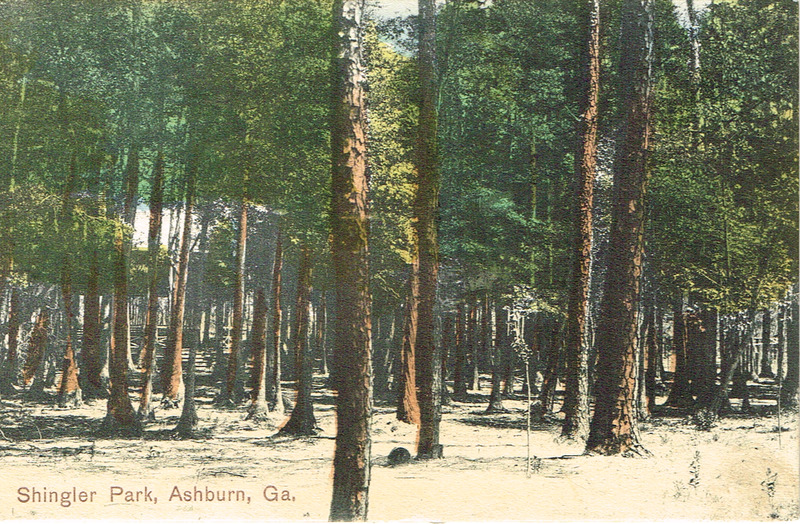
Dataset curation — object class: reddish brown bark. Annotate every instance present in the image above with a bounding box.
[666,301,694,407]
[162,168,195,406]
[138,152,164,419]
[100,219,141,437]
[23,309,48,387]
[562,0,599,441]
[329,1,373,518]
[397,259,421,424]
[585,0,653,456]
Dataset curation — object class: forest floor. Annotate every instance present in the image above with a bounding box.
[0,377,797,522]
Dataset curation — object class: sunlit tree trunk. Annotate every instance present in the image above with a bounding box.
[486,304,504,413]
[781,286,799,406]
[162,167,195,406]
[270,228,285,413]
[329,1,373,519]
[23,309,48,388]
[585,0,653,456]
[0,287,20,395]
[562,0,599,441]
[138,152,164,420]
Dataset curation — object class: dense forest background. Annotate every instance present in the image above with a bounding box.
[0,0,797,519]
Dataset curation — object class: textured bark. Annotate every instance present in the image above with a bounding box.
[161,168,194,406]
[397,260,421,424]
[138,152,164,420]
[270,229,285,412]
[693,308,718,408]
[174,341,199,438]
[23,309,48,387]
[247,288,270,422]
[644,301,660,413]
[81,250,107,399]
[329,2,373,519]
[220,195,248,405]
[99,219,142,437]
[585,0,653,456]
[0,287,20,395]
[562,0,599,441]
[666,301,694,407]
[280,245,317,435]
[486,305,504,413]
[415,0,442,461]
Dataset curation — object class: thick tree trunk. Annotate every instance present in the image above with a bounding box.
[415,0,442,461]
[562,0,599,441]
[220,195,248,406]
[269,229,285,413]
[397,260,421,424]
[23,309,48,387]
[279,245,317,435]
[692,308,717,408]
[161,168,194,406]
[81,250,107,399]
[0,287,20,395]
[174,342,199,438]
[100,220,142,437]
[246,288,270,422]
[138,152,164,420]
[329,2,373,518]
[585,0,653,456]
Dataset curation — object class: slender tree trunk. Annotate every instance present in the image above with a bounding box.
[453,305,467,400]
[123,147,139,372]
[468,299,479,391]
[415,0,442,461]
[82,249,107,399]
[220,195,248,405]
[538,317,560,413]
[138,152,164,420]
[585,0,653,456]
[759,308,774,378]
[562,0,599,441]
[397,260,421,424]
[246,288,270,422]
[280,245,317,435]
[0,287,20,395]
[441,313,452,405]
[162,167,194,406]
[486,304,505,413]
[329,2,373,518]
[666,299,694,407]
[100,219,142,437]
[23,309,48,387]
[644,299,660,413]
[174,339,199,438]
[270,228,285,413]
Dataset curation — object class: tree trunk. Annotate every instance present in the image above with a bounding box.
[161,167,194,406]
[585,0,653,456]
[138,152,164,420]
[99,219,142,437]
[486,304,504,413]
[452,304,468,400]
[781,287,799,406]
[644,300,660,413]
[279,245,316,435]
[666,299,693,407]
[269,228,285,413]
[329,2,373,518]
[759,308,774,378]
[538,317,560,413]
[23,309,48,387]
[220,195,248,406]
[174,340,199,438]
[246,288,270,422]
[562,0,599,441]
[692,308,717,408]
[0,287,20,395]
[415,0,443,461]
[440,313,451,405]
[397,260,421,424]
[81,249,107,399]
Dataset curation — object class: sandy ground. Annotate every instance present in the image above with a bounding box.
[0,381,797,522]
